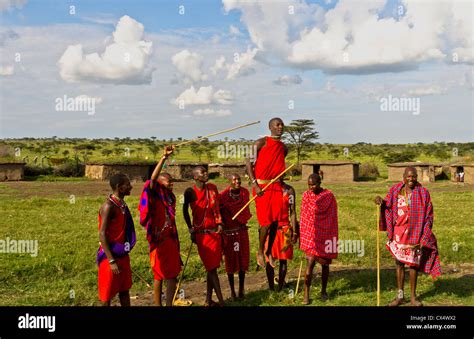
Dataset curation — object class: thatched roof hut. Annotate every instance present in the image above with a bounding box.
[301,160,359,183]
[387,162,444,182]
[450,163,474,184]
[0,162,26,181]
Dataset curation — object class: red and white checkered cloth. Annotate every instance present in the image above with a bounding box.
[299,189,338,259]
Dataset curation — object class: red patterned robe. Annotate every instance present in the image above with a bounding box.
[299,189,338,264]
[219,186,251,274]
[379,182,441,279]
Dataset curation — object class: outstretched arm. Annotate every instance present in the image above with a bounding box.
[150,145,174,189]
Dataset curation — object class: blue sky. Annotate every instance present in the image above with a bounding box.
[0,0,472,143]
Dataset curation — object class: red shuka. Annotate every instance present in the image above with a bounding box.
[253,136,286,226]
[219,186,251,273]
[97,199,132,302]
[191,183,223,272]
[265,187,293,260]
[142,181,181,281]
[299,189,338,263]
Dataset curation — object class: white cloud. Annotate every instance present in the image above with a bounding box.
[193,108,232,117]
[0,65,14,76]
[229,25,243,36]
[226,47,258,79]
[223,0,473,74]
[171,49,208,84]
[58,15,154,84]
[407,85,447,97]
[210,55,228,76]
[273,74,302,85]
[173,86,233,106]
[213,89,234,104]
[0,0,26,11]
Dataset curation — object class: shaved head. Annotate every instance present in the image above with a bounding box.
[193,166,206,176]
[268,117,283,128]
[404,167,417,177]
[228,173,241,181]
[308,173,321,183]
[158,173,172,181]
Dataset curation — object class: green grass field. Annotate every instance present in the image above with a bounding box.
[0,179,472,306]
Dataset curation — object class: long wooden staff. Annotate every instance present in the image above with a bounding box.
[294,260,304,297]
[174,121,260,148]
[131,269,151,288]
[376,205,381,307]
[172,242,193,305]
[232,163,295,220]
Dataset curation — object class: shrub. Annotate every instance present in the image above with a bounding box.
[359,162,379,178]
[53,161,85,177]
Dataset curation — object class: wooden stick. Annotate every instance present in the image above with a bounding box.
[232,163,295,220]
[294,260,304,297]
[174,120,260,148]
[132,269,151,289]
[376,206,382,306]
[172,242,193,305]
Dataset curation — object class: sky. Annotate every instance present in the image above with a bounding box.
[0,0,472,143]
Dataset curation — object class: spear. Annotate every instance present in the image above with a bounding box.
[376,205,381,306]
[174,121,260,148]
[232,163,295,220]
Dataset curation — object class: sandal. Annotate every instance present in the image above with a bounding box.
[388,297,405,307]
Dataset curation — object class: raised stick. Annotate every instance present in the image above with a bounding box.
[174,121,260,148]
[232,163,295,220]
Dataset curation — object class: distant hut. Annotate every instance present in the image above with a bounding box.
[165,162,208,180]
[208,163,247,179]
[301,160,359,183]
[450,163,474,184]
[387,162,443,182]
[0,162,26,181]
[85,162,152,181]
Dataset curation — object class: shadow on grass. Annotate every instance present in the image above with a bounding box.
[419,274,474,299]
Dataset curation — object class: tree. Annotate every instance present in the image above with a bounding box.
[283,119,319,163]
[101,149,113,157]
[190,142,204,162]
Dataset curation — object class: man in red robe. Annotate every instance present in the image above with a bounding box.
[375,167,441,306]
[183,166,225,306]
[219,173,252,300]
[97,173,135,306]
[300,173,338,304]
[246,117,288,268]
[264,180,298,291]
[138,145,181,306]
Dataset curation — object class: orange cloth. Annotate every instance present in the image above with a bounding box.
[191,183,223,271]
[253,136,286,226]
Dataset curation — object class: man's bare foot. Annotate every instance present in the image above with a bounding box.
[230,294,237,301]
[302,297,310,305]
[389,297,405,307]
[320,292,329,301]
[256,251,266,268]
[238,293,245,300]
[410,298,423,307]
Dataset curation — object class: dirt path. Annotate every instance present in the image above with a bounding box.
[112,263,474,307]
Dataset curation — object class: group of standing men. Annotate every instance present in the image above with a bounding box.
[96,118,441,307]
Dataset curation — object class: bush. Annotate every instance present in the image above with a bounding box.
[24,165,53,176]
[359,162,379,178]
[53,161,85,177]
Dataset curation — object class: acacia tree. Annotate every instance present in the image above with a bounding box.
[283,119,319,163]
